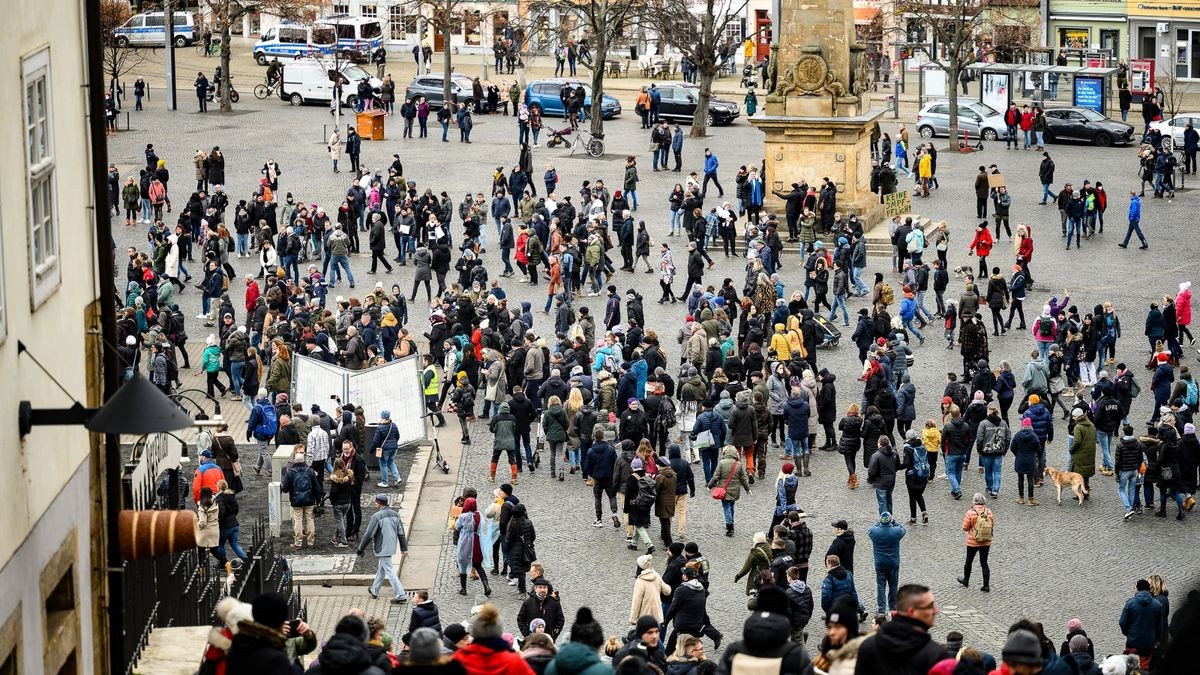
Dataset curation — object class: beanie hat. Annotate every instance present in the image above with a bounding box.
[442,623,468,645]
[637,554,653,569]
[942,396,953,405]
[753,531,768,545]
[827,594,859,636]
[1022,417,1032,427]
[471,603,504,639]
[1028,394,1040,404]
[1069,634,1091,653]
[1002,629,1044,665]
[569,607,605,648]
[755,585,791,618]
[529,618,547,633]
[500,483,513,496]
[782,462,795,474]
[631,458,644,471]
[946,631,964,655]
[1157,352,1170,362]
[634,614,659,639]
[251,591,289,629]
[409,627,442,664]
[334,614,369,641]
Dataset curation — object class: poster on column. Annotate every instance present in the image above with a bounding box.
[923,68,947,97]
[981,72,1009,112]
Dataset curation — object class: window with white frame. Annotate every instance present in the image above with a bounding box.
[23,47,60,307]
[361,4,377,18]
[332,4,349,15]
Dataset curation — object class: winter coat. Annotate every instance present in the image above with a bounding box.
[866,444,899,490]
[1069,418,1097,478]
[838,415,863,456]
[706,446,751,501]
[1119,590,1164,651]
[664,579,710,634]
[867,519,905,569]
[195,502,220,548]
[855,615,948,675]
[630,568,671,624]
[820,566,858,615]
[734,543,772,595]
[782,395,810,439]
[655,465,678,519]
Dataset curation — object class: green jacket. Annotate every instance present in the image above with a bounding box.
[122,183,141,210]
[707,446,751,501]
[1070,418,1097,479]
[489,402,517,450]
[542,404,569,442]
[201,345,222,373]
[734,541,772,595]
[545,642,612,675]
[623,165,639,193]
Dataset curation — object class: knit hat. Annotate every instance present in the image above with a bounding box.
[1001,629,1043,665]
[569,607,605,648]
[1028,394,1040,404]
[906,428,919,440]
[442,623,468,645]
[637,554,653,569]
[251,591,289,629]
[634,614,659,639]
[1069,634,1091,653]
[755,585,791,618]
[409,627,442,664]
[529,618,547,633]
[827,594,860,636]
[1066,618,1083,633]
[631,458,644,471]
[753,532,768,545]
[499,483,513,496]
[782,462,795,474]
[1157,352,1170,362]
[1022,418,1032,427]
[879,511,892,524]
[471,603,504,639]
[942,396,953,405]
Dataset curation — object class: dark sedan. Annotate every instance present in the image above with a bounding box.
[654,82,740,126]
[1042,107,1135,147]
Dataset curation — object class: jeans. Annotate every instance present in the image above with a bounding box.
[229,360,245,396]
[1118,470,1138,510]
[379,448,400,484]
[1066,217,1081,247]
[236,233,250,256]
[875,567,899,613]
[1041,182,1054,203]
[440,121,449,141]
[329,255,355,287]
[946,453,966,495]
[829,294,849,324]
[1097,432,1113,470]
[902,318,924,342]
[850,266,869,295]
[140,198,152,222]
[1122,220,1147,247]
[1006,125,1018,148]
[721,499,735,525]
[785,435,809,460]
[981,454,1002,493]
[218,525,248,559]
[700,447,719,483]
[332,504,350,542]
[874,487,894,514]
[371,556,406,599]
[398,236,414,263]
[281,254,299,281]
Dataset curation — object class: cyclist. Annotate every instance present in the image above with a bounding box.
[266,58,282,88]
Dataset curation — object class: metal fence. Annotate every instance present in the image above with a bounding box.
[122,517,306,675]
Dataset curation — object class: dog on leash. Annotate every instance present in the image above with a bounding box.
[1044,466,1088,505]
[952,266,971,279]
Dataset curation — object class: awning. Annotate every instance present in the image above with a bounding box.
[854,7,880,25]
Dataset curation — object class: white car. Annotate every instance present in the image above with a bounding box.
[1149,114,1200,147]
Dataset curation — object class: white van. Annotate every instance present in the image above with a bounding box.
[113,11,196,48]
[279,60,381,107]
[252,22,336,65]
[314,16,384,59]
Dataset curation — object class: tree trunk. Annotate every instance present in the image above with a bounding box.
[442,0,453,106]
[589,38,608,139]
[947,63,959,150]
[691,68,715,139]
[219,18,233,112]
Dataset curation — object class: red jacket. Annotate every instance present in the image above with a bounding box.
[1019,111,1035,131]
[453,641,535,675]
[1004,107,1020,126]
[194,460,225,504]
[969,229,994,258]
[1017,235,1034,263]
[245,281,260,313]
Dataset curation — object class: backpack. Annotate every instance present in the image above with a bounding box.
[909,445,930,479]
[1186,379,1198,407]
[1126,375,1141,398]
[656,397,677,430]
[984,423,1009,456]
[1037,317,1054,338]
[602,351,621,375]
[255,403,279,438]
[288,466,315,504]
[163,354,178,385]
[971,508,994,543]
[879,283,894,306]
[633,474,657,509]
[948,382,969,411]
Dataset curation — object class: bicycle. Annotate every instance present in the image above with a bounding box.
[196,39,222,57]
[253,79,281,100]
[569,127,605,158]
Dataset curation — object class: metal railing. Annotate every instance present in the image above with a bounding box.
[121,516,306,675]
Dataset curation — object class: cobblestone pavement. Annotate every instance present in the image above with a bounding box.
[109,93,1198,658]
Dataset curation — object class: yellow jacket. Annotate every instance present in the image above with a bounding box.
[922,427,941,455]
[918,154,932,179]
[770,325,790,360]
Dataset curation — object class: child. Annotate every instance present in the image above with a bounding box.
[921,419,942,480]
[943,301,958,349]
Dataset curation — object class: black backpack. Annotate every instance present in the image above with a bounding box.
[656,398,677,431]
[1037,317,1054,338]
[633,475,657,509]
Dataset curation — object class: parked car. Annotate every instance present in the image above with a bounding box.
[1149,113,1200,147]
[524,79,622,119]
[652,82,740,126]
[404,74,478,110]
[915,100,1008,141]
[1041,107,1134,147]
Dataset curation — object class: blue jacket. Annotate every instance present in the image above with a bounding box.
[692,410,727,448]
[371,420,399,452]
[782,396,810,439]
[867,520,905,569]
[899,296,917,322]
[585,441,617,482]
[703,153,719,174]
[1129,195,1142,221]
[247,398,274,441]
[1152,362,1174,397]
[1009,427,1042,474]
[668,445,695,496]
[1119,590,1163,651]
[631,359,648,398]
[1022,403,1053,444]
[672,128,684,152]
[747,178,764,207]
[820,566,858,615]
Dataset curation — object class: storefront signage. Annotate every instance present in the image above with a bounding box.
[1074,77,1104,112]
[1049,0,1125,15]
[1128,1,1200,19]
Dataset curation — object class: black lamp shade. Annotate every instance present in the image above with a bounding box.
[86,372,195,435]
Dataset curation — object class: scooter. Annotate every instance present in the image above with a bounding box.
[206,77,240,104]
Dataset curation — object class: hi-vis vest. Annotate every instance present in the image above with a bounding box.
[423,365,439,396]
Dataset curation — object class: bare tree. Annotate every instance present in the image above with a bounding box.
[1158,67,1190,119]
[570,0,642,138]
[205,0,313,112]
[400,0,477,107]
[101,0,153,104]
[648,0,748,138]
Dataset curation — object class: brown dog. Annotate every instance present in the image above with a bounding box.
[1044,466,1088,506]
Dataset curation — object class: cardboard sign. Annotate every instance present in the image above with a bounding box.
[884,190,911,218]
[987,173,1005,188]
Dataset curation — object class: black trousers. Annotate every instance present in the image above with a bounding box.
[593,480,617,521]
[963,545,990,584]
[1006,300,1026,329]
[347,489,363,536]
[370,250,392,273]
[907,479,927,519]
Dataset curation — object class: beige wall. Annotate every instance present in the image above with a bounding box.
[0,0,99,659]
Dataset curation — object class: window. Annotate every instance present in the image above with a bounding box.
[23,48,60,307]
[361,20,381,39]
[145,14,164,27]
[389,6,408,39]
[332,4,350,15]
[0,603,19,675]
[41,532,79,674]
[463,10,481,46]
[361,4,377,18]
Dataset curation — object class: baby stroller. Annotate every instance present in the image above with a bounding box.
[814,315,842,348]
[545,125,574,149]
[741,63,756,89]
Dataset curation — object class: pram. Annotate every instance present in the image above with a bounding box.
[545,125,574,148]
[814,315,842,348]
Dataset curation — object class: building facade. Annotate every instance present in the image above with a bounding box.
[0,0,102,672]
[1127,0,1200,80]
[1047,0,1127,61]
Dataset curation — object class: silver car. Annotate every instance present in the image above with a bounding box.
[916,100,1009,141]
[404,73,477,110]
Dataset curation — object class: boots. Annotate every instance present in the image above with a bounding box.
[848,473,859,489]
[489,462,497,481]
[458,573,468,595]
[725,522,734,537]
[480,570,492,596]
[801,455,811,477]
[981,573,991,592]
[510,465,519,484]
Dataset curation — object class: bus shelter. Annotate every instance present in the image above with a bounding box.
[965,63,1119,117]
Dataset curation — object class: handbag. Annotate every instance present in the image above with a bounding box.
[522,533,537,563]
[232,460,243,477]
[711,459,739,500]
[694,429,714,449]
[446,503,463,531]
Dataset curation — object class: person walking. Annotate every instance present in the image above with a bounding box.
[1119,191,1148,250]
[900,429,930,524]
[707,445,752,536]
[866,437,899,514]
[453,497,493,597]
[1038,152,1055,204]
[1119,579,1165,670]
[280,450,320,549]
[624,458,657,553]
[327,458,354,547]
[957,493,994,592]
[356,493,409,604]
[327,128,342,173]
[701,149,723,198]
[866,511,905,616]
[975,405,1009,497]
[663,565,723,654]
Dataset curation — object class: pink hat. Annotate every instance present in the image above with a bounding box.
[1021,418,1033,427]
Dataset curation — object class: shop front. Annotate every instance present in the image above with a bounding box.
[1047,0,1127,60]
[1129,0,1200,80]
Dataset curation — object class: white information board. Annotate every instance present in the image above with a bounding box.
[291,354,427,447]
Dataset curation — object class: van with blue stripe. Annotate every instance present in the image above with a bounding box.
[113,12,195,48]
[253,23,336,65]
[314,16,383,60]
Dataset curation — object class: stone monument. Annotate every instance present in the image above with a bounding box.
[751,0,883,221]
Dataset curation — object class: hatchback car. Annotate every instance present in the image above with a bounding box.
[404,74,477,110]
[524,79,621,119]
[915,100,1008,141]
[1149,113,1200,147]
[653,82,740,126]
[1041,107,1134,147]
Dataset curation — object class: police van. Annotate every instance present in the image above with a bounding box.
[252,22,336,65]
[113,11,196,48]
[314,16,384,60]
[278,59,381,108]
